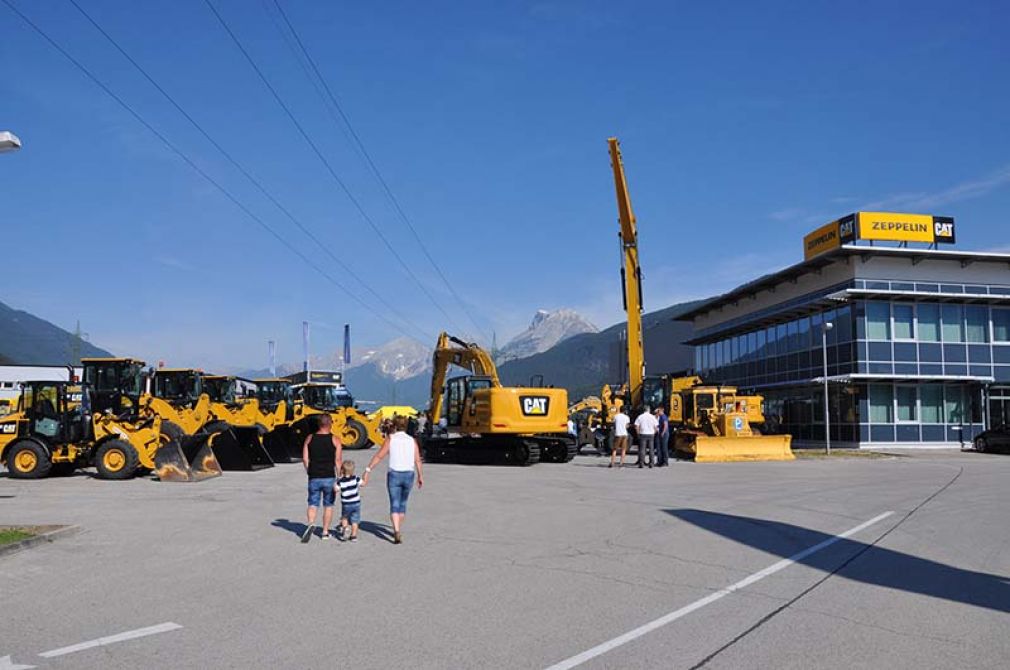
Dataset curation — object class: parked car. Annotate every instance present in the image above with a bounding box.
[973,424,1010,453]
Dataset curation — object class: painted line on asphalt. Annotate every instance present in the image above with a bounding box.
[38,622,183,659]
[544,511,895,670]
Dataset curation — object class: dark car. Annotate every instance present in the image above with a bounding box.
[973,424,1010,453]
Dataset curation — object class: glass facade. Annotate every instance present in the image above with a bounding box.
[693,297,1010,446]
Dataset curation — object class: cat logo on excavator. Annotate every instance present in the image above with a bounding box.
[520,396,549,416]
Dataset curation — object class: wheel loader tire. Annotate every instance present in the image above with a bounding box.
[95,440,140,480]
[341,418,371,450]
[5,439,52,479]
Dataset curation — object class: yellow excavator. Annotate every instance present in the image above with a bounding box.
[423,332,575,465]
[606,137,793,462]
[0,380,206,481]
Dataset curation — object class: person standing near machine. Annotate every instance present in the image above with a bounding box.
[610,408,631,469]
[655,406,670,467]
[634,406,658,469]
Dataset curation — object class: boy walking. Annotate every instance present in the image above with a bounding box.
[337,460,362,542]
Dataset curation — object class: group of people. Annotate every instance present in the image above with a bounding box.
[302,413,424,545]
[608,405,672,468]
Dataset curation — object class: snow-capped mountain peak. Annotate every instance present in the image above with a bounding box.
[499,308,598,360]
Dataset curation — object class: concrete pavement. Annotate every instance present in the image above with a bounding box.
[1,450,1007,669]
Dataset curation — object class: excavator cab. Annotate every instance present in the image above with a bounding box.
[443,375,493,427]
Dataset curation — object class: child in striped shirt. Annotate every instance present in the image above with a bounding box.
[336,460,362,542]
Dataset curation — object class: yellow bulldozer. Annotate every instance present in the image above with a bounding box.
[0,380,212,481]
[604,137,793,462]
[422,332,575,465]
[642,375,793,462]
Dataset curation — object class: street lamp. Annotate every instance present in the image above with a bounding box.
[821,321,834,454]
[0,131,22,153]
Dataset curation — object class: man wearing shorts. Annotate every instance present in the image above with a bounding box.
[610,408,631,469]
[301,415,342,542]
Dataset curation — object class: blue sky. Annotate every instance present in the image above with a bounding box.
[2,0,1008,370]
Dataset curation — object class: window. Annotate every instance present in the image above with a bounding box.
[869,384,893,423]
[866,302,890,340]
[893,304,915,340]
[920,385,943,423]
[895,386,917,422]
[918,303,940,342]
[994,308,1010,343]
[757,329,767,357]
[942,304,964,342]
[798,317,810,350]
[944,386,965,424]
[965,305,988,343]
[787,321,798,352]
[835,306,852,343]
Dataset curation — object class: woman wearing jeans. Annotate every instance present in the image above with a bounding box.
[362,415,424,544]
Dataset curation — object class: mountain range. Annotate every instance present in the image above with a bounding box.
[0,299,113,365]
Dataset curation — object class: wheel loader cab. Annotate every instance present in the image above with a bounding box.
[82,357,146,415]
[153,369,203,407]
[298,384,354,411]
[203,376,238,406]
[256,380,292,410]
[15,382,91,444]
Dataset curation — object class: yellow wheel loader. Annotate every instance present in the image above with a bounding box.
[152,368,274,471]
[283,371,383,451]
[81,358,221,481]
[422,332,575,465]
[0,380,204,481]
[203,374,294,463]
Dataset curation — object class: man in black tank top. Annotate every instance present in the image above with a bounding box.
[301,414,342,541]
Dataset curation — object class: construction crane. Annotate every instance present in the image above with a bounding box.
[423,332,575,465]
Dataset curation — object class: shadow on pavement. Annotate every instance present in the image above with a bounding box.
[666,509,1010,614]
[359,520,394,542]
[272,518,309,538]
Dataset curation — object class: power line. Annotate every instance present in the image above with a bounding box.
[1,0,427,342]
[65,0,431,343]
[270,0,490,342]
[201,0,470,338]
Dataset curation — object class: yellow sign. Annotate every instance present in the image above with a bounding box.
[857,212,934,243]
[804,220,840,260]
[803,211,956,260]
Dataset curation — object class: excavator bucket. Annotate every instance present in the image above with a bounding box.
[676,434,795,463]
[208,425,274,470]
[154,433,223,482]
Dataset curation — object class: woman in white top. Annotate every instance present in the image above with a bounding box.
[362,414,424,544]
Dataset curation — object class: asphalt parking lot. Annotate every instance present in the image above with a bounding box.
[2,449,1009,669]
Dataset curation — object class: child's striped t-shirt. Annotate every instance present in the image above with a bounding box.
[338,475,361,504]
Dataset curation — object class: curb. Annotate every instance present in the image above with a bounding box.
[0,525,82,558]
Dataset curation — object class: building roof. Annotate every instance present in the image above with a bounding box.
[677,245,1010,323]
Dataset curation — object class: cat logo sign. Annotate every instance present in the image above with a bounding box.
[804,212,956,259]
[520,396,550,416]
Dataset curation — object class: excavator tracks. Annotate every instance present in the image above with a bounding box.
[534,436,578,463]
[422,435,541,466]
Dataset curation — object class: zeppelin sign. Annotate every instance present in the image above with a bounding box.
[803,211,955,260]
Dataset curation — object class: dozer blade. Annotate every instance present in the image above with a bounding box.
[153,434,223,482]
[208,425,275,470]
[678,434,795,463]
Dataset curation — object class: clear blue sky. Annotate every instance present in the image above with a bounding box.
[2,0,1008,370]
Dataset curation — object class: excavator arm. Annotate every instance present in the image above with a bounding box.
[429,332,502,423]
[608,137,645,410]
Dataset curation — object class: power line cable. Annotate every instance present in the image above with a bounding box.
[2,0,427,343]
[202,0,469,337]
[65,0,431,342]
[270,0,490,342]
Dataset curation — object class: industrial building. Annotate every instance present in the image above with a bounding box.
[0,365,81,401]
[678,212,1009,449]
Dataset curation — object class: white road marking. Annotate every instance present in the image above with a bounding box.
[37,622,183,659]
[0,655,35,670]
[544,511,895,670]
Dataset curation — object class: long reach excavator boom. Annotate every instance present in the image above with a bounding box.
[608,137,645,410]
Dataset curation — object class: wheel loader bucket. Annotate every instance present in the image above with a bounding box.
[676,434,794,463]
[208,425,274,470]
[262,427,297,464]
[154,434,223,482]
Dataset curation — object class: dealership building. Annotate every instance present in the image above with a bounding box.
[678,212,1010,448]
